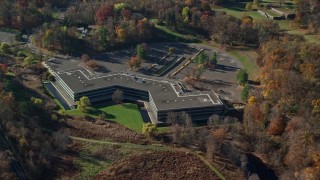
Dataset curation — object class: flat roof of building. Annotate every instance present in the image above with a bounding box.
[43,59,223,111]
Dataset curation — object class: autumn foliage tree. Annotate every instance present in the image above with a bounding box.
[86,60,98,69]
[267,116,286,136]
[242,38,319,178]
[128,56,142,70]
[95,4,114,25]
[76,96,91,112]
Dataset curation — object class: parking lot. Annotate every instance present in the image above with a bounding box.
[168,44,243,103]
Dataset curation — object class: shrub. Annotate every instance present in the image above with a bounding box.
[0,43,10,54]
[142,123,158,138]
[51,114,58,121]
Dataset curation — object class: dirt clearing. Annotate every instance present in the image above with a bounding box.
[95,151,220,180]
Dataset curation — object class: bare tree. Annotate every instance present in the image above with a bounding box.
[206,133,216,163]
[208,114,220,128]
[81,54,90,64]
[166,112,178,124]
[179,112,195,144]
[180,111,192,128]
[112,89,123,104]
[170,123,182,144]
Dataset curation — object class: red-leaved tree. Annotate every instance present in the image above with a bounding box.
[95,4,114,25]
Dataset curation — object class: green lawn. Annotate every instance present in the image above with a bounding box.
[64,103,144,133]
[212,0,320,44]
[229,50,259,78]
[151,19,200,42]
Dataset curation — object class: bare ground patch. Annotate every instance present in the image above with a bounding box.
[95,151,220,180]
[56,117,146,144]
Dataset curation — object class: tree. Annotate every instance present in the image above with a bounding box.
[182,7,190,23]
[128,56,142,69]
[210,52,218,67]
[170,123,182,144]
[114,3,126,13]
[241,85,249,101]
[0,43,10,54]
[168,47,175,53]
[115,26,126,41]
[76,96,91,112]
[213,127,226,143]
[248,96,256,105]
[195,64,205,80]
[268,116,286,135]
[31,97,43,106]
[97,26,108,48]
[208,114,220,128]
[142,123,158,138]
[167,112,178,124]
[121,9,132,21]
[86,60,97,69]
[41,29,54,49]
[245,3,253,11]
[180,111,194,144]
[237,69,249,86]
[112,89,123,104]
[137,44,147,59]
[196,52,208,65]
[165,9,177,29]
[95,4,114,25]
[81,54,90,64]
[206,133,216,162]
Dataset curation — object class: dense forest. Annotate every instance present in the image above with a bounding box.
[0,0,319,179]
